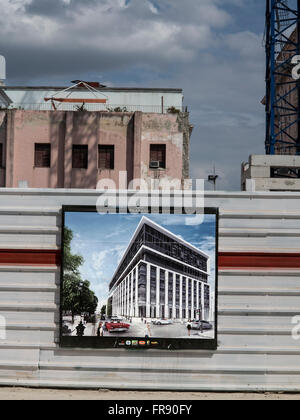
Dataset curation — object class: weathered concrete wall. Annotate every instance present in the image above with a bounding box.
[0,189,299,391]
[0,110,190,189]
[139,113,189,188]
[242,155,300,191]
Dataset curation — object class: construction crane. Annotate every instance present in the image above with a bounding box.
[265,0,300,154]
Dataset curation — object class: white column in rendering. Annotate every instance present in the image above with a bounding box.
[130,271,134,317]
[127,275,130,317]
[206,284,210,321]
[116,287,118,316]
[185,277,189,319]
[120,285,122,316]
[196,281,200,319]
[172,273,176,319]
[120,282,123,315]
[123,280,126,316]
[191,279,194,319]
[122,279,125,316]
[179,275,183,319]
[156,268,160,318]
[146,264,151,318]
[135,266,139,317]
[125,278,127,316]
[201,282,204,320]
[165,272,169,319]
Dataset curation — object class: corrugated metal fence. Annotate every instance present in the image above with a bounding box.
[0,189,299,391]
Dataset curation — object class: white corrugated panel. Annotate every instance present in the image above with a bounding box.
[0,189,299,391]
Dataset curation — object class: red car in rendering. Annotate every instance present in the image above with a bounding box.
[105,319,130,333]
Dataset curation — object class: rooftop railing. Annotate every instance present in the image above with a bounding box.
[3,103,184,114]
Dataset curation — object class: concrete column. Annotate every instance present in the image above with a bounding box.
[165,273,169,319]
[156,268,160,319]
[146,264,151,318]
[133,112,143,180]
[64,112,73,188]
[5,111,16,187]
[173,273,176,319]
[179,275,183,319]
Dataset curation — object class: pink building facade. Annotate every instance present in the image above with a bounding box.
[0,110,191,189]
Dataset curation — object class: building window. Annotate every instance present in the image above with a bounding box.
[34,143,51,168]
[72,145,88,169]
[149,144,166,169]
[99,145,114,170]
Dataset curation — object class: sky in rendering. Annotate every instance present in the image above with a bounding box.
[65,212,216,309]
[0,0,272,189]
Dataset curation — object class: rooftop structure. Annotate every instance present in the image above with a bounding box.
[0,83,184,114]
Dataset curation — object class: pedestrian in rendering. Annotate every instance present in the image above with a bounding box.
[97,322,104,337]
[76,321,85,337]
[187,322,192,337]
[145,323,151,339]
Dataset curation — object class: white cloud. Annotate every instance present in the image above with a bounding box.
[148,1,159,15]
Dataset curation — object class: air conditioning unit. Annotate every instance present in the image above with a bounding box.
[150,161,160,169]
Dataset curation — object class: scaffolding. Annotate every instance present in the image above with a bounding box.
[265,0,300,154]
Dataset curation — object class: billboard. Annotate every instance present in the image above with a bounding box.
[60,207,218,350]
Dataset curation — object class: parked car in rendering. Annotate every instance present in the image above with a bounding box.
[152,318,173,325]
[105,319,130,333]
[186,320,213,330]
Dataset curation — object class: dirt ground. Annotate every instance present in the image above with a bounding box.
[0,387,299,400]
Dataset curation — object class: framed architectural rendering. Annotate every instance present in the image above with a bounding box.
[60,206,218,350]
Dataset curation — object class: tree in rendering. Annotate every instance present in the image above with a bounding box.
[62,227,98,322]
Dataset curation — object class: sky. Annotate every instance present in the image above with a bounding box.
[0,0,268,190]
[65,212,216,309]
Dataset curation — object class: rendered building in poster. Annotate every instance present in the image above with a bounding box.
[108,217,210,321]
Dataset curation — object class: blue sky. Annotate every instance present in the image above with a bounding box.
[65,212,216,309]
[0,0,274,189]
